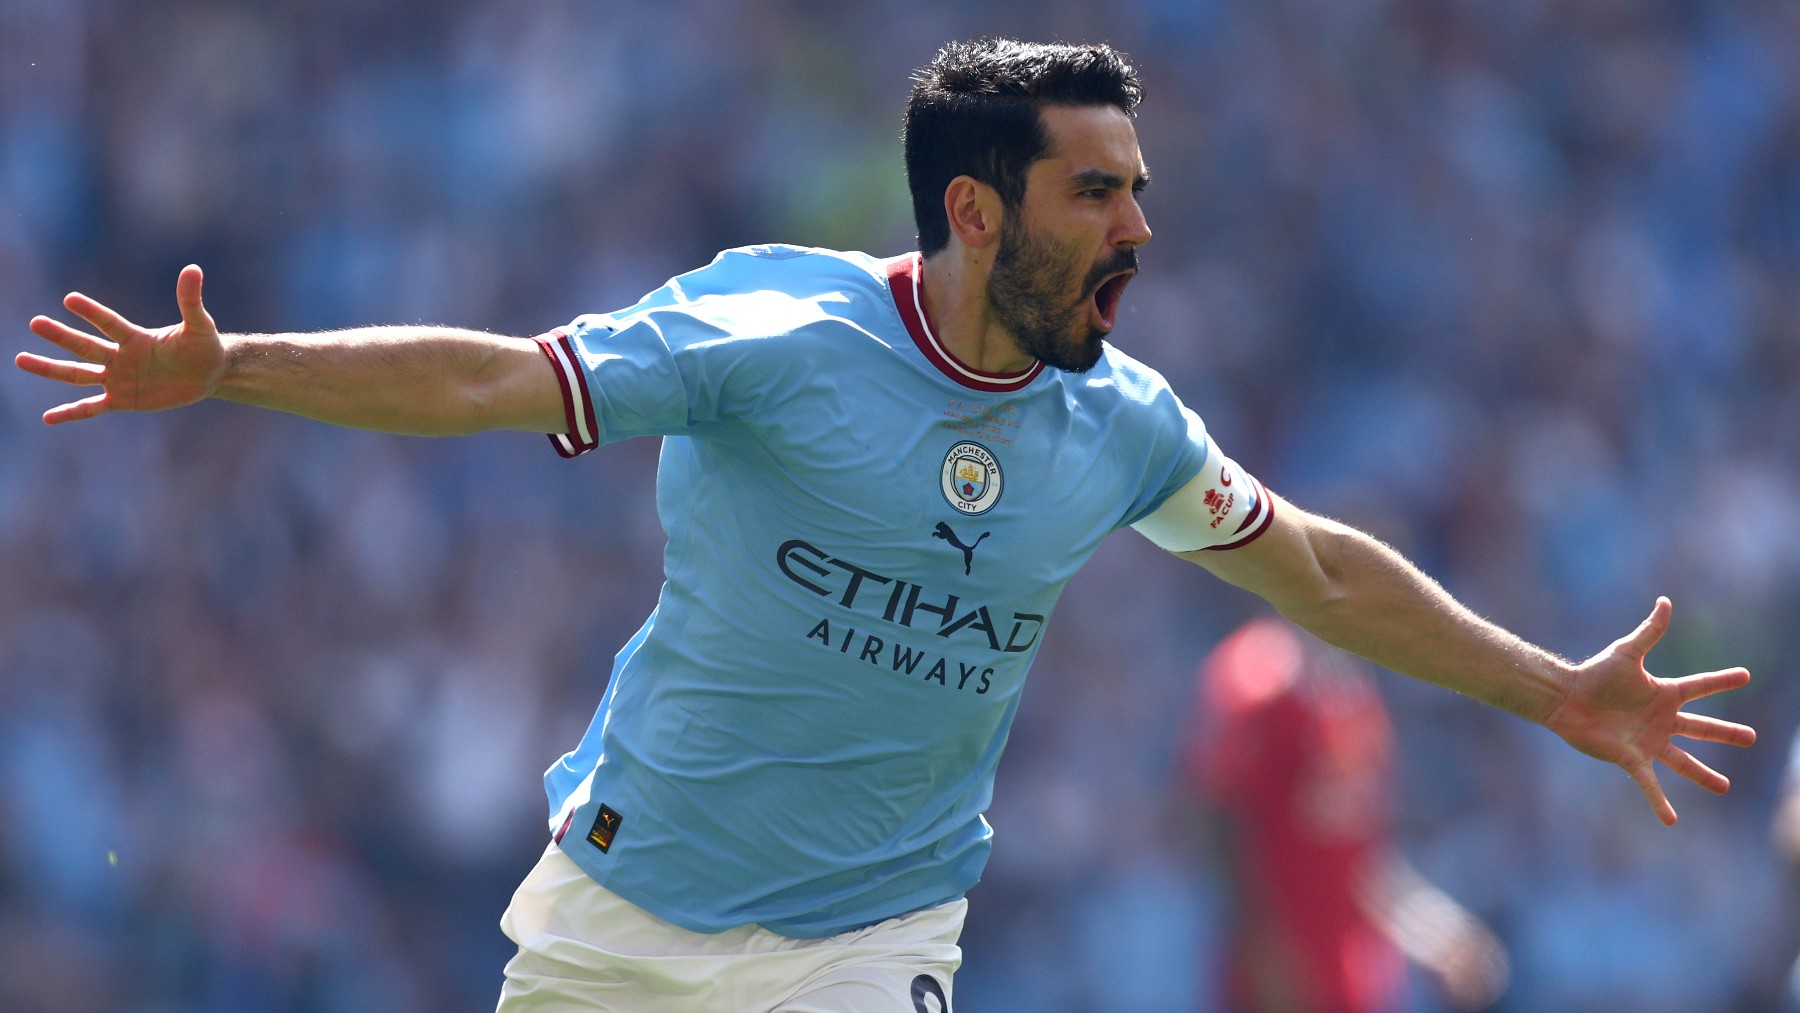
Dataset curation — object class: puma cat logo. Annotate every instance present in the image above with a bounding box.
[932,522,990,576]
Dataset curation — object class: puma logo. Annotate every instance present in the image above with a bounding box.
[932,522,989,575]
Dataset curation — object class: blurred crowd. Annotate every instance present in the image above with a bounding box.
[2,0,1797,1010]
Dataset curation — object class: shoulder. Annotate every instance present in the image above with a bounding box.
[1062,343,1195,421]
[1084,344,1179,403]
[1047,345,1213,479]
[595,245,891,343]
[564,247,908,378]
[676,245,892,303]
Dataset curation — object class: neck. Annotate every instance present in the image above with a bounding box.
[919,251,1036,376]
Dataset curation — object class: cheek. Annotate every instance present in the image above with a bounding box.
[1042,239,1090,289]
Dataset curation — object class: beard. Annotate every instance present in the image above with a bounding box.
[987,219,1137,374]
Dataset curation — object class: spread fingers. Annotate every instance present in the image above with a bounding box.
[62,292,140,343]
[1675,711,1756,747]
[29,315,118,363]
[1659,744,1729,794]
[15,351,105,386]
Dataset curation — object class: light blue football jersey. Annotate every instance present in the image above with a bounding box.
[531,245,1269,938]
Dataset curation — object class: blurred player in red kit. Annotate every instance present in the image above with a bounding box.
[1775,726,1800,1012]
[1184,616,1509,1013]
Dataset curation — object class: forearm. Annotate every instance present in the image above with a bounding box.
[1191,495,1753,825]
[1272,518,1571,724]
[217,327,557,436]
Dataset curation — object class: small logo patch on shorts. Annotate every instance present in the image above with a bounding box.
[586,804,623,853]
[911,974,949,1012]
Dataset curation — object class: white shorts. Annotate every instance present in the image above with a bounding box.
[495,845,963,1012]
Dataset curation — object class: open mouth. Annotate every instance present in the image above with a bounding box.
[1091,271,1134,331]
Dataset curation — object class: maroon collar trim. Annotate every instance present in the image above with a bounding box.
[885,253,1044,393]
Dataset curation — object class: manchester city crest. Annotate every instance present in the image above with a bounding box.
[940,441,1002,515]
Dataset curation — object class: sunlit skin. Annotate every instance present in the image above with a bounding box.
[921,104,1151,375]
[988,203,1140,374]
[20,270,225,423]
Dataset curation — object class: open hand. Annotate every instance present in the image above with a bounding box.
[18,264,226,424]
[1543,597,1755,825]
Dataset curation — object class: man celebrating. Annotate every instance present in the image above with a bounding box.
[18,38,1754,1013]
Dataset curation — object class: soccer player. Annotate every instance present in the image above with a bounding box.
[1775,727,1800,1012]
[1184,616,1509,1013]
[17,38,1756,1013]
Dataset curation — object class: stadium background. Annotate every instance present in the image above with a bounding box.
[1,0,1796,1009]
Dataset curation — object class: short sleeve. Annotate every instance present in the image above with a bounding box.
[1130,430,1275,552]
[531,247,844,458]
[532,311,714,458]
[1104,357,1216,531]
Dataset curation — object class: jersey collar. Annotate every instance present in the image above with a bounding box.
[886,253,1044,393]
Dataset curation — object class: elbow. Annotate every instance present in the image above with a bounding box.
[1277,520,1356,624]
[434,370,509,437]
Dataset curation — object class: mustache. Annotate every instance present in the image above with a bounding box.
[1082,247,1139,294]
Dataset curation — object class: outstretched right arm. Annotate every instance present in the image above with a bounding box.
[18,265,565,436]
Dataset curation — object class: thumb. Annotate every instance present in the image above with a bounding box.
[1614,596,1671,662]
[176,264,214,332]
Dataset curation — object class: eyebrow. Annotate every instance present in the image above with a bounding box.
[1072,168,1151,193]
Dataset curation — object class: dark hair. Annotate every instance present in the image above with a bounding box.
[903,38,1144,255]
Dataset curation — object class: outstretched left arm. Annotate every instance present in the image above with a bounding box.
[1180,492,1756,825]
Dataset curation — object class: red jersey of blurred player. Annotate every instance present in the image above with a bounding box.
[1184,617,1505,1013]
[1188,617,1403,1012]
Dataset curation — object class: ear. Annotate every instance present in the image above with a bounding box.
[944,175,1005,250]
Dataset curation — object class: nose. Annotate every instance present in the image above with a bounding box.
[1116,196,1151,250]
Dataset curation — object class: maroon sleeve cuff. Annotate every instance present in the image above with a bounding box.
[534,330,599,458]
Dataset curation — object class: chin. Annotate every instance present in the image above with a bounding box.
[1044,333,1106,374]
